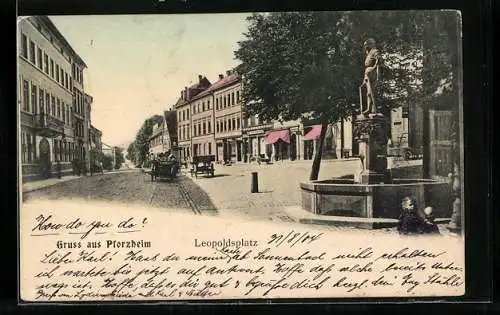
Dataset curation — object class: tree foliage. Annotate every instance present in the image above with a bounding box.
[234,11,460,179]
[114,147,125,169]
[131,114,164,166]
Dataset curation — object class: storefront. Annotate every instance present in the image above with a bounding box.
[265,128,301,161]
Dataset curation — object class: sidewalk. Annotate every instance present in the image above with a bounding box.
[22,168,139,193]
[22,175,81,193]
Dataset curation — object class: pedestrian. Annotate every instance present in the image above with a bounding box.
[422,206,440,234]
[396,197,426,235]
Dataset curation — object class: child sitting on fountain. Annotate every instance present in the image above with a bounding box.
[397,197,441,235]
[422,206,440,234]
[397,197,426,235]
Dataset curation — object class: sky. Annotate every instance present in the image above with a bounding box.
[49,14,252,148]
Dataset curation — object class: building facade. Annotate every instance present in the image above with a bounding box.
[174,75,211,162]
[212,72,244,163]
[18,16,96,181]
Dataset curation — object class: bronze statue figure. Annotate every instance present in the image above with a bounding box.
[359,38,382,115]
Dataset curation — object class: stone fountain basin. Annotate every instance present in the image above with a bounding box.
[300,178,452,220]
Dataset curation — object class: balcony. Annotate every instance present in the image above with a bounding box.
[34,114,65,137]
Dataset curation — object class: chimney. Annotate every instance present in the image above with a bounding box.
[218,74,224,80]
[181,91,184,100]
[184,87,189,100]
[198,74,203,83]
[226,70,231,76]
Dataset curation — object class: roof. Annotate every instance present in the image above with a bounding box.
[190,74,241,102]
[35,16,87,68]
[208,74,241,92]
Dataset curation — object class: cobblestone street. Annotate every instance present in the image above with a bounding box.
[22,160,457,236]
[23,170,217,216]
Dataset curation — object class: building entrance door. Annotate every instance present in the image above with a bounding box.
[39,138,51,179]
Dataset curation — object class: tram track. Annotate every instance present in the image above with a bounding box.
[176,179,202,215]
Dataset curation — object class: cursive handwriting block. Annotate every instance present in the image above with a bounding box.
[20,201,465,301]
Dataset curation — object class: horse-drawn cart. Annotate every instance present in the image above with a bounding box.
[190,155,215,178]
[150,160,179,181]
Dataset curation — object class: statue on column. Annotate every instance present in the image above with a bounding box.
[359,38,382,116]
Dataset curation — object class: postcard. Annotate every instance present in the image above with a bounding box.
[18,11,465,302]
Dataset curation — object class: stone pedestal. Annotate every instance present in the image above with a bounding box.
[353,114,389,184]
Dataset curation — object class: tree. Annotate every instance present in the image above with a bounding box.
[132,114,163,166]
[114,147,125,170]
[101,154,114,171]
[235,11,425,180]
[126,142,136,165]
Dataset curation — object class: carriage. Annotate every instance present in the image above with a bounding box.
[150,159,179,181]
[190,155,215,178]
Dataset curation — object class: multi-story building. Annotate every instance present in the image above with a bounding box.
[89,125,102,152]
[174,75,211,162]
[164,109,178,153]
[18,16,95,181]
[190,88,215,158]
[148,120,166,159]
[213,72,244,163]
[148,109,178,159]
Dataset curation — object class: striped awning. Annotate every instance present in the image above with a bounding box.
[304,125,322,140]
[266,130,290,144]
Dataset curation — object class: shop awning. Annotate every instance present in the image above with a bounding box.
[304,125,322,140]
[266,130,290,144]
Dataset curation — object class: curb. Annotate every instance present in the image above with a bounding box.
[22,169,141,193]
[283,206,399,229]
[22,176,82,193]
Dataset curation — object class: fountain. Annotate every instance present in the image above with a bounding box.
[299,39,452,228]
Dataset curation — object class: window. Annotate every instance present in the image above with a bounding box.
[29,40,35,63]
[45,93,50,114]
[216,98,219,110]
[22,80,29,111]
[57,99,61,118]
[202,102,205,112]
[237,118,240,130]
[21,34,28,58]
[26,132,32,162]
[198,124,201,136]
[198,103,200,113]
[37,48,42,69]
[182,111,185,121]
[216,121,219,133]
[224,120,227,132]
[208,142,212,155]
[53,140,58,161]
[44,53,49,74]
[203,122,206,135]
[65,73,69,89]
[21,132,26,163]
[51,96,55,116]
[228,119,232,130]
[232,92,235,105]
[187,109,189,119]
[60,68,64,85]
[70,77,73,90]
[236,91,240,102]
[31,84,37,114]
[56,64,60,82]
[207,100,210,109]
[207,121,211,133]
[232,118,236,130]
[39,89,44,113]
[223,95,226,107]
[50,59,54,78]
